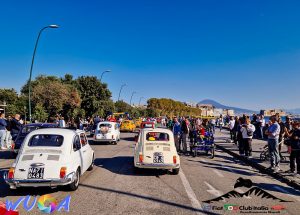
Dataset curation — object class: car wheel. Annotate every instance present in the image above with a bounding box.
[68,169,80,191]
[87,155,94,171]
[171,168,180,175]
[113,141,117,145]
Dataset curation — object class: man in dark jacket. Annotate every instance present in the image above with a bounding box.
[10,114,22,141]
[181,117,189,155]
[287,122,300,176]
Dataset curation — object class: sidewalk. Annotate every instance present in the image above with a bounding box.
[214,129,300,190]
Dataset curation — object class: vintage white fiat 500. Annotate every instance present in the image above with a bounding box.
[93,121,120,144]
[134,128,180,174]
[4,128,94,191]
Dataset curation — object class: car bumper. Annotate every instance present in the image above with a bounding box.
[94,138,116,142]
[4,172,75,189]
[135,163,180,169]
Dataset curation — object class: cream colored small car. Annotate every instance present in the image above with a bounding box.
[134,128,180,174]
[4,128,94,191]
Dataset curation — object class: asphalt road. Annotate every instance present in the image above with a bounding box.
[1,132,300,215]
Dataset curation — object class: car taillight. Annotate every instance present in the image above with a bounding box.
[60,167,67,179]
[8,167,15,179]
[173,156,177,164]
[139,154,144,163]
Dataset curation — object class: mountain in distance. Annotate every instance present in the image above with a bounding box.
[198,99,256,114]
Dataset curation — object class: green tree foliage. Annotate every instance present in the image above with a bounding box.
[147,98,202,117]
[0,89,27,116]
[115,100,132,113]
[33,104,48,122]
[75,76,113,117]
[21,75,81,119]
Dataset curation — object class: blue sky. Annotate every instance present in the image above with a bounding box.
[0,0,299,110]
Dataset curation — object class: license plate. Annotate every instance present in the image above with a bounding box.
[153,152,164,163]
[28,167,44,179]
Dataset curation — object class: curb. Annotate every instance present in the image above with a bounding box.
[215,144,300,191]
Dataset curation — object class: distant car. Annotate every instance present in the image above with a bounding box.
[4,128,94,191]
[140,121,155,129]
[134,118,143,128]
[12,123,58,155]
[120,120,136,132]
[93,121,120,144]
[134,128,180,174]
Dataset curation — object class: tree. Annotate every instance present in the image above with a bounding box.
[33,104,48,122]
[115,100,132,113]
[75,76,113,117]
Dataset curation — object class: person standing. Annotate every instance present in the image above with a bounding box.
[10,114,22,141]
[240,118,255,157]
[181,117,189,155]
[0,113,7,150]
[265,115,281,172]
[173,117,181,152]
[59,117,66,128]
[210,118,216,134]
[219,116,224,132]
[285,122,300,175]
[257,115,266,139]
[228,116,236,143]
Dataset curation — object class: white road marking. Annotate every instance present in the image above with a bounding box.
[179,170,203,215]
[213,169,224,178]
[274,186,300,202]
[204,181,223,197]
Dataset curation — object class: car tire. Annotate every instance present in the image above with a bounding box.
[87,155,94,171]
[113,141,117,145]
[171,168,180,175]
[68,169,80,191]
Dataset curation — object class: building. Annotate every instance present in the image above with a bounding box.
[223,109,235,116]
[197,104,215,117]
[260,109,286,116]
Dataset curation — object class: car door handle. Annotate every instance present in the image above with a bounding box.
[83,150,87,153]
[19,169,26,172]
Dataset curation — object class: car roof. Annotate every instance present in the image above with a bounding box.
[99,121,116,125]
[27,128,79,137]
[24,123,58,127]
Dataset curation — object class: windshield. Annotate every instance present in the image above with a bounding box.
[28,135,64,147]
[21,126,40,135]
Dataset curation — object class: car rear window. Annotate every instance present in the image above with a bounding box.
[99,124,112,128]
[28,135,64,147]
[146,132,169,141]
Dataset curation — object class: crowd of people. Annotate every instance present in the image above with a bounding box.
[225,113,300,176]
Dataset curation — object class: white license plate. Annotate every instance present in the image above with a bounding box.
[28,167,44,179]
[153,152,164,163]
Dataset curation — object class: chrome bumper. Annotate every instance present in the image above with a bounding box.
[4,172,75,189]
[94,138,116,142]
[135,163,180,169]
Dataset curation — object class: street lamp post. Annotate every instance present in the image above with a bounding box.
[118,84,126,101]
[28,24,59,123]
[139,97,144,106]
[100,70,111,82]
[130,92,137,106]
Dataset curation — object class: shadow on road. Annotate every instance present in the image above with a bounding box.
[79,183,218,215]
[253,182,300,199]
[94,157,170,177]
